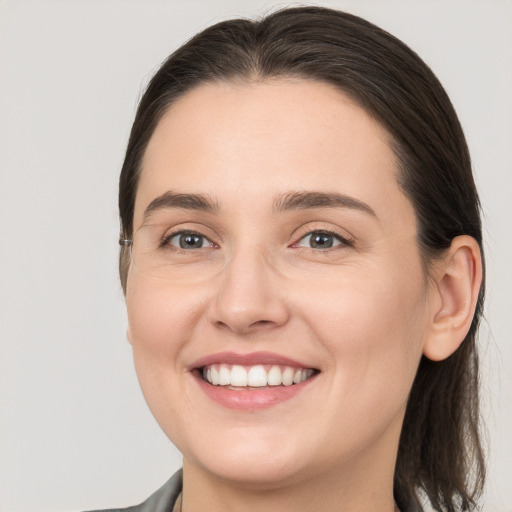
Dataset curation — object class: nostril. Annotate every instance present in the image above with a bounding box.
[214,318,276,333]
[214,320,231,330]
[246,319,279,332]
[251,320,274,327]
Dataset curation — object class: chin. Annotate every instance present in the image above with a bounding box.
[181,434,314,489]
[198,458,308,490]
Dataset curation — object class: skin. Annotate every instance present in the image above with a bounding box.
[125,79,481,512]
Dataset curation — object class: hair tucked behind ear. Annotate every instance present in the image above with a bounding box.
[118,7,485,511]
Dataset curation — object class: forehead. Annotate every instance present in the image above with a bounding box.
[135,79,411,228]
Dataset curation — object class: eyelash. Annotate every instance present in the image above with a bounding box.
[160,229,354,252]
[160,230,217,251]
[291,229,354,250]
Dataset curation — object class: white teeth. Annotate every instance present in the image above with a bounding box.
[211,366,219,385]
[202,363,316,387]
[219,365,231,385]
[230,365,248,386]
[247,365,267,387]
[267,365,282,386]
[282,367,294,386]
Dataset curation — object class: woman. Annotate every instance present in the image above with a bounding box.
[106,6,485,512]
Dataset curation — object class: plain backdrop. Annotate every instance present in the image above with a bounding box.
[0,1,510,511]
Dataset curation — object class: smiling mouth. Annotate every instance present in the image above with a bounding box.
[199,364,318,389]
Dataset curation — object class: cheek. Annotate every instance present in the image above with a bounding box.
[300,271,427,447]
[126,273,203,356]
[125,275,209,444]
[298,261,428,389]
[125,274,204,410]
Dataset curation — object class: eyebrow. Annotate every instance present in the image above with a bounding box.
[273,191,376,217]
[143,190,220,221]
[143,189,376,221]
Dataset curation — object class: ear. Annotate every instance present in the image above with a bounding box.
[126,326,133,346]
[423,235,483,361]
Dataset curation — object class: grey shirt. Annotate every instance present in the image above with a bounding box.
[85,469,422,512]
[85,469,182,512]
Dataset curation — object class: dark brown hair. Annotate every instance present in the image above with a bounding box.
[118,7,485,511]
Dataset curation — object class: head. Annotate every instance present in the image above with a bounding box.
[118,7,485,512]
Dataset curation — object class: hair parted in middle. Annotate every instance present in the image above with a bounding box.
[118,7,485,512]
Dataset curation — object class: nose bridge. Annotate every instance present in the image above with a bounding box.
[211,242,288,334]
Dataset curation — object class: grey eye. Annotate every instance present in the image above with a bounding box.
[167,232,211,249]
[297,232,344,249]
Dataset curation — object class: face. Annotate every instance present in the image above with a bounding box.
[126,80,433,489]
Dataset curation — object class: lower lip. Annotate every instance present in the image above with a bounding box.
[193,371,316,410]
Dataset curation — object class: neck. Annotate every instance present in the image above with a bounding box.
[180,425,400,512]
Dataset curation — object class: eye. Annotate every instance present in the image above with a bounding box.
[295,231,350,250]
[165,231,214,249]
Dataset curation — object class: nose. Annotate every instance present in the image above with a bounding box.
[209,247,290,335]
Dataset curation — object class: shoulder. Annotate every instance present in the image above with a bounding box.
[83,469,182,512]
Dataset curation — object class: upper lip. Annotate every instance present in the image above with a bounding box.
[189,351,317,370]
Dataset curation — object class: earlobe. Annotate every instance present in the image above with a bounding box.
[423,235,483,361]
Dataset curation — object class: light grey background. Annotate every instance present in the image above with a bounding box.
[0,1,510,511]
